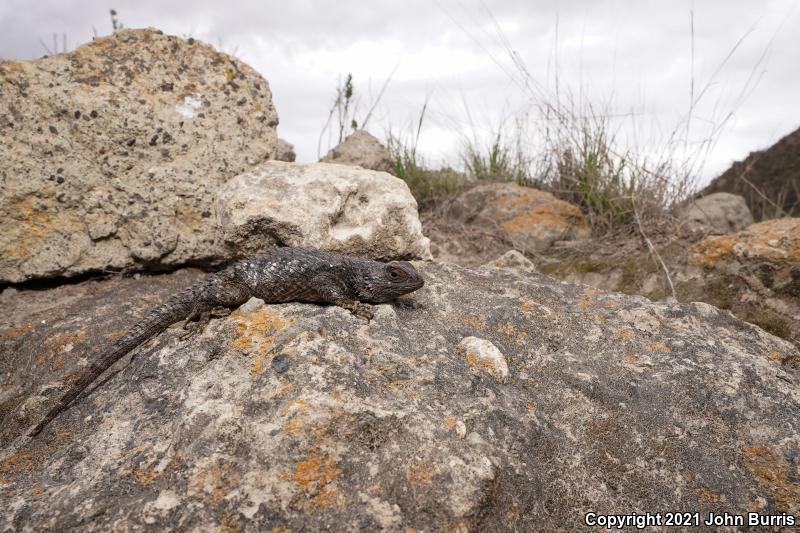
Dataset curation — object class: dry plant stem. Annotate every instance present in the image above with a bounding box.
[632,196,677,300]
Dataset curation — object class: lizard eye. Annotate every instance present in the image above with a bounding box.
[387,266,404,279]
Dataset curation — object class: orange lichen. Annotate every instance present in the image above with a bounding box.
[0,324,32,342]
[406,458,433,485]
[131,468,160,486]
[646,341,671,353]
[462,316,486,331]
[36,330,88,370]
[615,328,635,340]
[696,486,720,503]
[230,308,293,377]
[442,416,457,429]
[283,417,304,436]
[496,322,528,343]
[743,444,800,512]
[0,450,34,483]
[293,446,341,509]
[188,463,242,504]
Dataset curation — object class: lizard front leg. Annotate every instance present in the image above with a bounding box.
[312,275,374,321]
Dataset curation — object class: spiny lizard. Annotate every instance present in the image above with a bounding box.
[14,247,424,438]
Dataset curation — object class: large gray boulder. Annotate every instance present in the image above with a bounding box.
[217,161,431,260]
[1,261,797,530]
[0,29,279,283]
[679,192,754,233]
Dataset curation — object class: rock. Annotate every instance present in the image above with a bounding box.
[273,138,296,162]
[457,336,509,382]
[686,218,800,347]
[688,218,800,269]
[320,130,395,174]
[702,126,800,219]
[447,183,590,252]
[678,192,754,233]
[482,250,535,271]
[2,261,798,530]
[217,161,431,259]
[0,29,279,283]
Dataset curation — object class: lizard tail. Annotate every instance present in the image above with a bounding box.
[27,283,202,437]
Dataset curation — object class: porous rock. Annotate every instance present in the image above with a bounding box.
[320,130,395,174]
[0,28,279,283]
[678,192,754,233]
[217,161,431,259]
[1,261,798,530]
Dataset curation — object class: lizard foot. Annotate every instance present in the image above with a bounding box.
[349,302,374,322]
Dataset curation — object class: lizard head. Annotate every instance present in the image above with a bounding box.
[359,260,424,303]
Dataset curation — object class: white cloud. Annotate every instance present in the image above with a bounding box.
[1,0,798,184]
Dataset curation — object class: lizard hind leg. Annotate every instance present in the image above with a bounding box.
[180,305,212,339]
[180,305,235,339]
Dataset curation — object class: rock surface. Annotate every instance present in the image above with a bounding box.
[702,126,800,220]
[444,183,590,253]
[320,130,395,174]
[0,28,279,283]
[2,261,799,530]
[217,161,431,260]
[678,192,754,234]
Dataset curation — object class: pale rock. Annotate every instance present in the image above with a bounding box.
[457,336,510,382]
[217,161,431,260]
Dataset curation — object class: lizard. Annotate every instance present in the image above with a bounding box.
[14,246,425,438]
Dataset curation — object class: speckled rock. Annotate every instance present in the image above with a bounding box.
[1,262,798,530]
[0,28,279,283]
[679,192,754,233]
[447,183,590,252]
[273,138,296,162]
[320,130,395,174]
[217,161,431,260]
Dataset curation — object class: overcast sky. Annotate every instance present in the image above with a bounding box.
[2,0,798,186]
